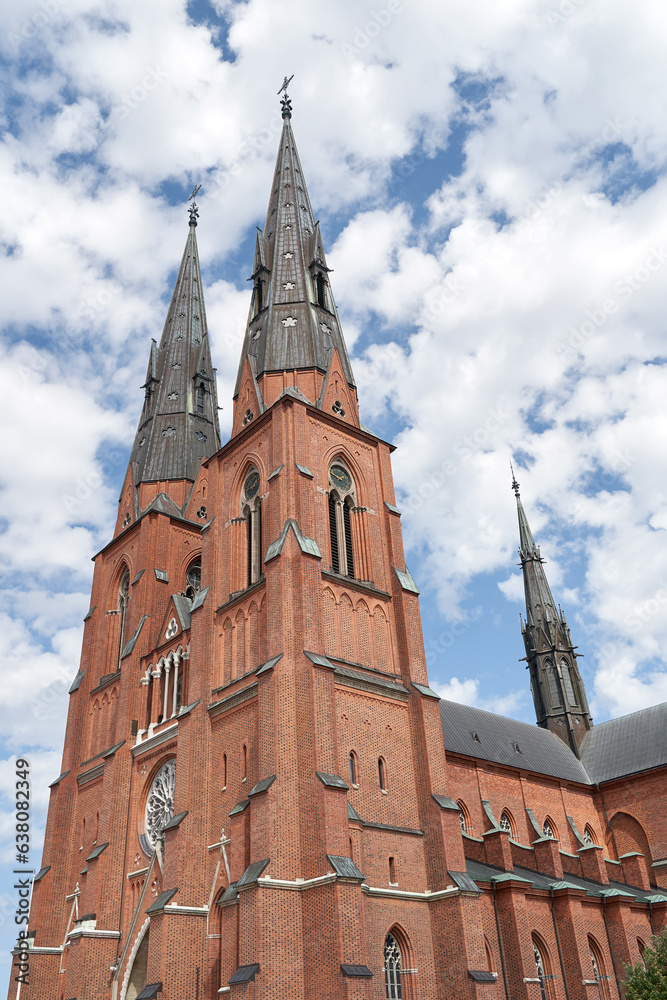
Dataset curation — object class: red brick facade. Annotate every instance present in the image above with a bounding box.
[9,109,667,1000]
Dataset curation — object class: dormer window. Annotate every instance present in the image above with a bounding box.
[196,382,206,415]
[255,278,264,314]
[316,272,326,308]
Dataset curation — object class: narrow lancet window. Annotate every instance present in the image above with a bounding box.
[328,463,356,579]
[117,569,130,670]
[244,470,262,587]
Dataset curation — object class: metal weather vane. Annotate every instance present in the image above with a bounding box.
[278,75,294,118]
[188,183,202,226]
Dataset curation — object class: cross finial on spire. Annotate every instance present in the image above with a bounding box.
[188,184,202,227]
[510,460,520,497]
[278,74,294,118]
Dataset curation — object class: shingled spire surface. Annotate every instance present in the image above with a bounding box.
[233,104,356,415]
[129,217,221,486]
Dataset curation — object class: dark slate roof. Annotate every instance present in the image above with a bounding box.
[237,859,270,887]
[440,700,591,784]
[327,855,364,880]
[85,842,109,862]
[146,888,178,914]
[341,964,373,978]
[229,965,259,985]
[579,701,667,783]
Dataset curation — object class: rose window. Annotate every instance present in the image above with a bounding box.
[145,759,176,850]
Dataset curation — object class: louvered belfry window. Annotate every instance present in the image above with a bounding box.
[343,502,354,578]
[328,463,356,579]
[329,493,340,574]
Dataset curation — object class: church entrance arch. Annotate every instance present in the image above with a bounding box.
[121,921,150,1000]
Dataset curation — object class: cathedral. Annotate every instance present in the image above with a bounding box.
[11,90,667,1000]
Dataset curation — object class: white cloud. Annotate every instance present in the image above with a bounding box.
[432,677,525,718]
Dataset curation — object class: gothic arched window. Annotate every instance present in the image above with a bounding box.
[457,799,471,835]
[328,463,355,578]
[378,757,387,791]
[560,658,579,708]
[243,469,262,587]
[117,568,130,669]
[349,751,358,786]
[637,939,646,970]
[589,936,611,999]
[186,558,201,599]
[196,381,206,415]
[545,660,561,708]
[500,811,515,837]
[543,817,557,840]
[583,824,597,846]
[384,932,402,999]
[532,937,551,1000]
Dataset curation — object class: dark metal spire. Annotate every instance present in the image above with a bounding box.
[512,473,592,752]
[232,101,357,421]
[512,473,555,620]
[128,208,221,488]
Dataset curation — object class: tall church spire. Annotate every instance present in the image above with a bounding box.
[232,92,358,434]
[512,470,592,753]
[128,203,221,491]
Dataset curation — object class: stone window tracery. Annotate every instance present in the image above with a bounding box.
[186,558,201,598]
[145,759,176,853]
[533,942,547,1000]
[589,937,611,999]
[384,933,402,999]
[543,817,557,840]
[500,811,514,836]
[457,799,472,835]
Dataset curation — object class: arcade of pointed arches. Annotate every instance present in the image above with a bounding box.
[139,644,188,735]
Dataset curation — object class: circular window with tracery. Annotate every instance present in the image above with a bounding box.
[145,759,176,851]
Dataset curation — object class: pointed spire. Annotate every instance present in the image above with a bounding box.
[232,99,358,432]
[128,208,221,490]
[511,471,592,752]
[512,470,557,624]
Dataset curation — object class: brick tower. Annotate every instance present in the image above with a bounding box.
[14,91,494,1000]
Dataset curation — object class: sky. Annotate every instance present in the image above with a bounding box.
[2,0,667,980]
